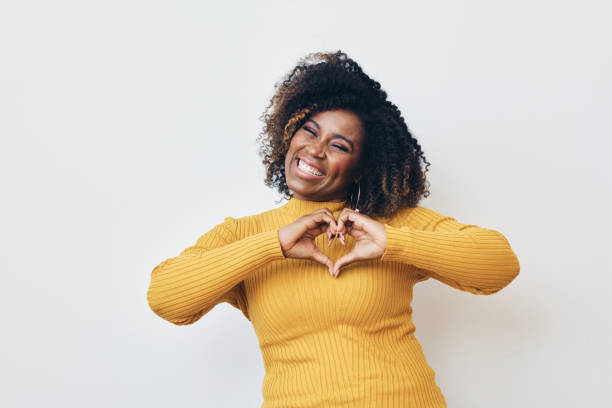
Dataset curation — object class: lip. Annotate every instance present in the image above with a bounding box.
[298,157,325,174]
[295,157,326,179]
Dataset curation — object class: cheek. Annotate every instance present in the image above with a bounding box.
[286,136,303,155]
[285,137,309,162]
[329,157,358,177]
[285,141,298,162]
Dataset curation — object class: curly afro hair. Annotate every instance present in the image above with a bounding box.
[256,50,431,218]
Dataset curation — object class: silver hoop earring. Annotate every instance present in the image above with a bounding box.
[353,182,361,213]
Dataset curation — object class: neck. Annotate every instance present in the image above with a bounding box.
[290,192,347,202]
[283,195,348,215]
[293,196,345,202]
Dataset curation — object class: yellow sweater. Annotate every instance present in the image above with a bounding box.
[147,197,520,407]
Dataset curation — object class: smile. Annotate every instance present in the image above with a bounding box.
[296,158,325,177]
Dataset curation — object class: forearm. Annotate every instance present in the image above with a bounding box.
[147,229,285,323]
[381,224,520,295]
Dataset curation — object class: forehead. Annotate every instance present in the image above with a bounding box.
[307,109,364,143]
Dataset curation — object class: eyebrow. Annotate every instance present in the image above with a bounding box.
[305,119,355,150]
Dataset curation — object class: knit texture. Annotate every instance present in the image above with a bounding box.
[147,197,520,407]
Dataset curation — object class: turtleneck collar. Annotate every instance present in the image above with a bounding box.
[282,195,349,216]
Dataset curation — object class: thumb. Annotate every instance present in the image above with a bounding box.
[333,250,360,277]
[310,249,335,276]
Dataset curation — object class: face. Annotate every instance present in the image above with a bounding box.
[284,109,364,201]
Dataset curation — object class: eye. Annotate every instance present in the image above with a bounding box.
[303,126,349,152]
[333,144,349,152]
[303,126,317,136]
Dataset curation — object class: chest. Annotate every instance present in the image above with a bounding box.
[243,234,420,338]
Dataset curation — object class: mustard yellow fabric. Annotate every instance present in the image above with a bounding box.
[147,197,520,407]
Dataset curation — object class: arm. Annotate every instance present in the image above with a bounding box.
[146,216,285,325]
[380,207,520,295]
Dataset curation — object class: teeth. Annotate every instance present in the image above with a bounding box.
[298,159,324,176]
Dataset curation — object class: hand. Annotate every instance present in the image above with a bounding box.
[277,208,339,276]
[332,208,387,278]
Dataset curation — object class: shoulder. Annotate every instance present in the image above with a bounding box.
[384,204,455,231]
[216,205,286,240]
[191,205,283,249]
[193,215,239,247]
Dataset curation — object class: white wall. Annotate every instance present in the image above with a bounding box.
[1,1,610,407]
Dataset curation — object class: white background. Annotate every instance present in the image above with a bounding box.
[1,1,610,407]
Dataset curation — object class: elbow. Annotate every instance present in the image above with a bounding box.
[146,262,208,326]
[147,285,208,326]
[472,272,519,295]
[147,288,204,326]
[495,234,521,292]
[481,231,521,295]
[502,252,521,290]
[473,251,521,296]
[146,285,176,324]
[146,286,169,321]
[146,262,179,324]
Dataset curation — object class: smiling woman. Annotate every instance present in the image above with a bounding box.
[285,109,364,201]
[146,50,520,408]
[257,51,432,217]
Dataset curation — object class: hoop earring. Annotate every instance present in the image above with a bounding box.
[351,181,361,213]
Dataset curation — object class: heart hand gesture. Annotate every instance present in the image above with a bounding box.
[277,207,387,278]
[332,208,387,277]
[277,208,339,276]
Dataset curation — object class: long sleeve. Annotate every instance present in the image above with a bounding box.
[380,206,520,295]
[146,216,286,325]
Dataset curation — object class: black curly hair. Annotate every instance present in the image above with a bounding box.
[256,50,431,218]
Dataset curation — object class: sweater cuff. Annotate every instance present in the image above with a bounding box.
[380,224,415,264]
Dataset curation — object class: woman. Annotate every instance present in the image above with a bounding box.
[146,50,520,407]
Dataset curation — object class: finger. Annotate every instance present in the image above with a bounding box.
[323,215,337,245]
[336,209,357,244]
[312,210,337,245]
[336,209,355,235]
[318,207,335,218]
[327,223,337,246]
[335,209,346,235]
[326,216,339,245]
[333,250,361,277]
[309,212,338,237]
[318,211,338,231]
[311,249,335,276]
[321,209,339,238]
[315,207,336,224]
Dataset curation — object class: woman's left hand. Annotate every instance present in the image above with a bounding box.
[332,208,387,278]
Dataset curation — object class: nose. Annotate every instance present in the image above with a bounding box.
[306,139,326,159]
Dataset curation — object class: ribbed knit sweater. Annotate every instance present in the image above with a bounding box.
[146,197,520,407]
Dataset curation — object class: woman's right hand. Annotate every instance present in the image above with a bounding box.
[277,208,339,276]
